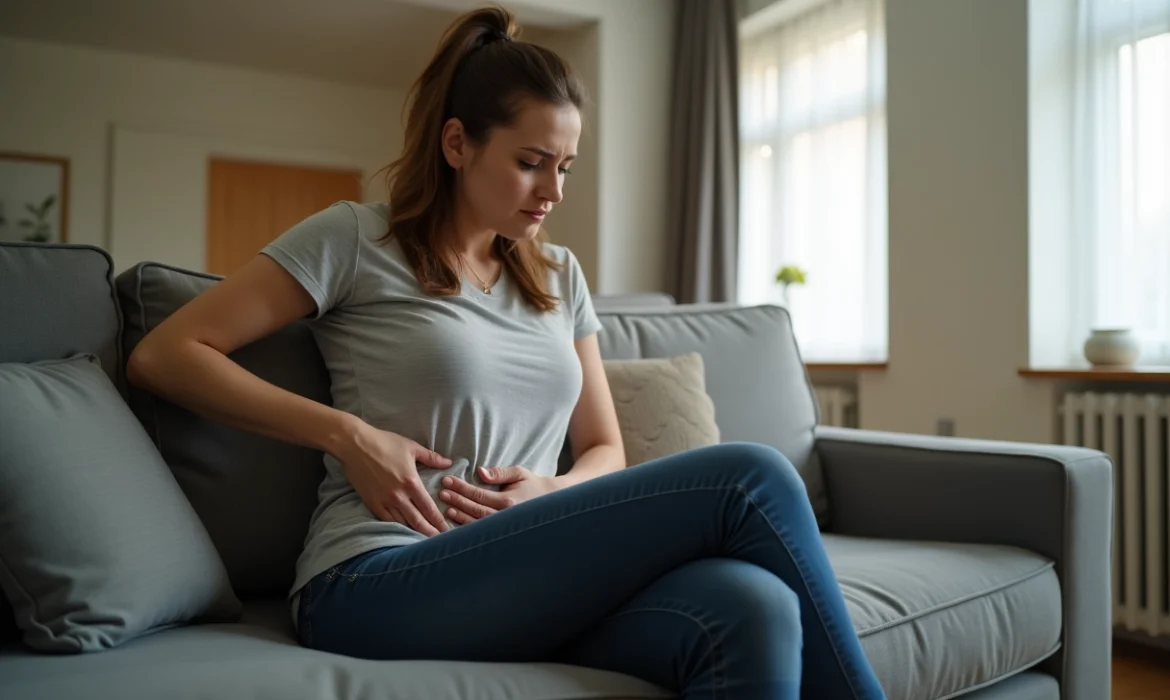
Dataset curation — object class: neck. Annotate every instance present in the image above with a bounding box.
[448,200,497,265]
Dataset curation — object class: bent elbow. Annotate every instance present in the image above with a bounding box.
[126,339,161,390]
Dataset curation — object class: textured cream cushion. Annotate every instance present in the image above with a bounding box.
[603,353,720,466]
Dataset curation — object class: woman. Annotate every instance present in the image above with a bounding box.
[127,6,885,699]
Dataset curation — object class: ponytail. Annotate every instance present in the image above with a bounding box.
[377,4,584,313]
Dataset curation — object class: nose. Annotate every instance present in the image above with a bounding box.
[537,170,564,205]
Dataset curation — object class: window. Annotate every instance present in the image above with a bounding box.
[1071,0,1170,364]
[737,0,887,362]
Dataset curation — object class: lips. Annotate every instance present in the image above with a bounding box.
[522,210,548,222]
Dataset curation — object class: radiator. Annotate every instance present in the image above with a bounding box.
[1061,391,1170,639]
[813,386,858,428]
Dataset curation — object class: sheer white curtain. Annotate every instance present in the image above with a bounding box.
[738,0,886,362]
[1072,0,1170,364]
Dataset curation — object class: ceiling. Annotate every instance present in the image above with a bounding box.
[0,0,590,90]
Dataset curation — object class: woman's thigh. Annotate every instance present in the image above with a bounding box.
[296,442,813,662]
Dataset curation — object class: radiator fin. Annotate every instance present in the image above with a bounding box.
[813,386,858,428]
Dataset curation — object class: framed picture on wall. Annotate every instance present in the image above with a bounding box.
[0,152,70,243]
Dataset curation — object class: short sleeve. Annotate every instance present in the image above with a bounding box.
[260,202,360,319]
[566,250,603,339]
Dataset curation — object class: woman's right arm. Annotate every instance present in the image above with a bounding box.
[127,254,451,535]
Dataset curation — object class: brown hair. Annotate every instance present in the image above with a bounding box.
[378,4,585,313]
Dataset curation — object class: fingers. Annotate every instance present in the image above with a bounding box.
[393,497,443,537]
[408,481,451,534]
[478,465,525,484]
[414,445,453,469]
[371,501,398,524]
[439,486,497,520]
[443,476,513,510]
[446,507,476,526]
[374,494,447,537]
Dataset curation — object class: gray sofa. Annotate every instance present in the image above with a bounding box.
[0,241,1113,700]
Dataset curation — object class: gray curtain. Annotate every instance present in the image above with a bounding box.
[665,0,740,304]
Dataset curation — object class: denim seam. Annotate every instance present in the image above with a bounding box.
[607,606,727,700]
[340,485,736,579]
[301,578,314,648]
[738,486,865,700]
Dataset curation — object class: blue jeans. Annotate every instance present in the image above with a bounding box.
[296,442,886,700]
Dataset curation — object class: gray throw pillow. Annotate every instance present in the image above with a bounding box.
[603,353,721,466]
[0,355,241,653]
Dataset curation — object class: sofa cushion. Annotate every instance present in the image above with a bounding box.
[0,242,126,647]
[603,353,720,466]
[594,304,826,521]
[0,599,672,700]
[824,534,1062,700]
[115,262,331,599]
[0,243,122,389]
[0,354,241,652]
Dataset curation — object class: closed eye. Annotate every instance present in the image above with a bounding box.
[519,160,572,176]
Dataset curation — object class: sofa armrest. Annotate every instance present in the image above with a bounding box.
[815,425,1112,700]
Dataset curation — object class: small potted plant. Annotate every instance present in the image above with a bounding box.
[774,264,807,307]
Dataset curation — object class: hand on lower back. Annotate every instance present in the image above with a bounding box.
[333,421,453,536]
[439,466,560,525]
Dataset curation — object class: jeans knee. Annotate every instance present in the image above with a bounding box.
[708,561,802,659]
[716,442,805,495]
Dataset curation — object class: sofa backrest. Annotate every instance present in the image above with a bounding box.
[116,262,330,600]
[0,243,123,391]
[4,245,827,606]
[594,304,825,519]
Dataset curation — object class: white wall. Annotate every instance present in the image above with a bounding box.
[0,36,403,272]
[858,0,1058,442]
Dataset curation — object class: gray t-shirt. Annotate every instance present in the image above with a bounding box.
[260,201,602,606]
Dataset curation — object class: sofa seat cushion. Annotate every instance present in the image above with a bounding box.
[825,535,1062,700]
[0,599,671,700]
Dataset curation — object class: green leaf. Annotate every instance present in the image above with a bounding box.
[39,195,56,216]
[775,265,808,287]
[19,218,34,228]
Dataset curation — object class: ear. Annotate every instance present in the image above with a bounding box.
[441,118,469,170]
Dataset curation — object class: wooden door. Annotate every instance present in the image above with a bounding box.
[206,158,363,276]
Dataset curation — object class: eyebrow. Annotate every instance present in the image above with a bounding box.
[521,147,576,161]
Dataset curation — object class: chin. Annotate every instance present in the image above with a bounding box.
[497,223,543,242]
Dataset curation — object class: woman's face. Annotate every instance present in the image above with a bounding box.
[443,99,581,243]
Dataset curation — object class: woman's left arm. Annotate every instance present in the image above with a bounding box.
[556,333,626,488]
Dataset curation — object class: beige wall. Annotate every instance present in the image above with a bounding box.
[0,36,403,273]
[0,0,676,294]
[857,0,1059,442]
[528,23,602,291]
[511,0,677,296]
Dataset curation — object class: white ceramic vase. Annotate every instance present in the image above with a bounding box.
[1083,329,1140,366]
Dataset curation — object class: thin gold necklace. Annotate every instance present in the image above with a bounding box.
[458,253,499,295]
